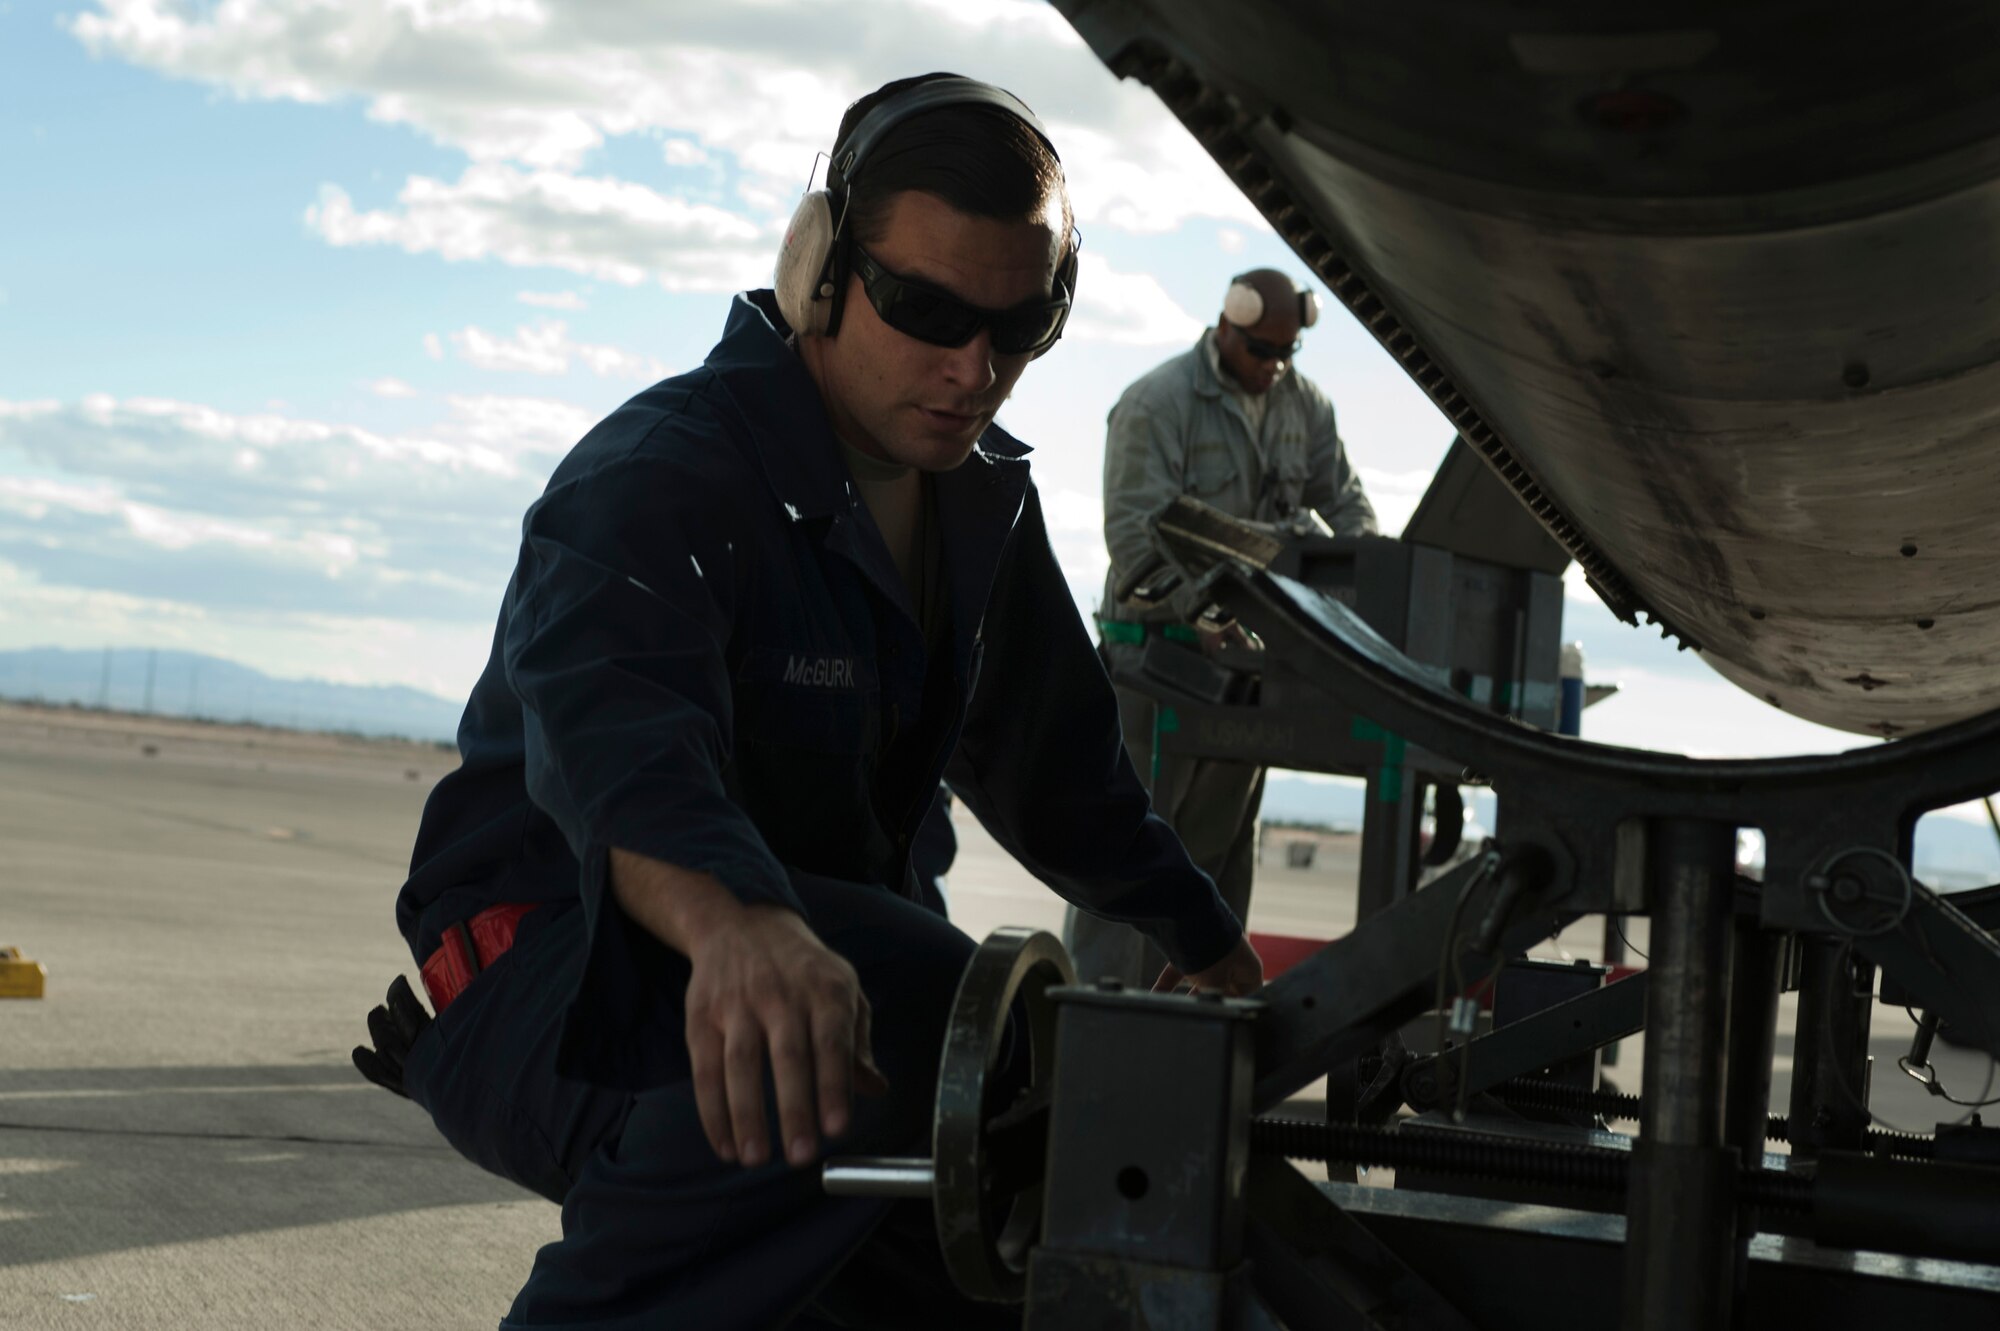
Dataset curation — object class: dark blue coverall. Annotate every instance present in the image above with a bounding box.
[395,291,1244,1329]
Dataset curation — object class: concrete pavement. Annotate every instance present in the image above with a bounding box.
[0,702,1988,1326]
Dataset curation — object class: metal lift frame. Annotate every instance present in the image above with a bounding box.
[1012,555,2000,1330]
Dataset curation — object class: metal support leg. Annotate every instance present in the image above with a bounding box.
[1725,923,1783,1162]
[1356,759,1419,921]
[1786,939,1875,1161]
[1601,914,1629,1067]
[1724,921,1783,1318]
[1622,819,1739,1331]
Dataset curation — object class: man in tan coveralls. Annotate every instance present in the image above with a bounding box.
[1067,268,1377,986]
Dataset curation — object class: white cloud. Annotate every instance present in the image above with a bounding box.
[570,340,661,381]
[448,319,667,381]
[74,0,1265,256]
[306,168,771,291]
[1575,664,1864,758]
[367,376,419,398]
[422,332,445,360]
[451,320,569,375]
[1354,466,1438,538]
[1042,486,1101,534]
[0,400,62,424]
[1039,486,1109,614]
[517,288,586,310]
[1218,228,1246,255]
[0,393,594,629]
[662,139,709,168]
[68,2,1041,173]
[1055,122,1264,236]
[1066,255,1203,347]
[437,392,596,455]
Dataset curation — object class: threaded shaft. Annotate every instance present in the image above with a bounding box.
[1491,1077,1933,1160]
[1492,1075,1641,1121]
[1251,1117,1626,1192]
[1251,1117,1814,1217]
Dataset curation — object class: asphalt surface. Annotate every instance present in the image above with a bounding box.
[0,702,1989,1327]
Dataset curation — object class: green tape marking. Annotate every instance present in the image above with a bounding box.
[1350,717,1407,803]
[1098,619,1200,646]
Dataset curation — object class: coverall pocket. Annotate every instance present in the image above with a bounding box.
[1187,441,1239,497]
[1273,458,1310,512]
[406,942,575,1204]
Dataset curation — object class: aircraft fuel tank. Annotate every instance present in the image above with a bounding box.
[1055,1,2000,736]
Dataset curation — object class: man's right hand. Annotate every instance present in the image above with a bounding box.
[610,849,887,1172]
[1153,933,1264,998]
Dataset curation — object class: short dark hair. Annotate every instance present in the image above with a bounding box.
[834,73,1073,253]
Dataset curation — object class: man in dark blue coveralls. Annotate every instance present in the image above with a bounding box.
[356,73,1263,1329]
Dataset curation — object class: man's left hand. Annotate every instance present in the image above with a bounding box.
[353,975,433,1098]
[1153,934,1264,997]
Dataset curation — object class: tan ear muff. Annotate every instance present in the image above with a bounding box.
[1222,281,1264,328]
[775,190,837,336]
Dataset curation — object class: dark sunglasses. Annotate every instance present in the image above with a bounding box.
[1240,331,1302,361]
[850,244,1074,357]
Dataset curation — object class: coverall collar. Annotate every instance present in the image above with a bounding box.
[710,291,1033,671]
[707,291,1032,519]
[706,292,855,522]
[1191,327,1227,399]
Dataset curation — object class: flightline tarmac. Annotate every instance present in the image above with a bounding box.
[0,702,1983,1327]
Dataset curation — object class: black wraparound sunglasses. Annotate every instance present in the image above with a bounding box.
[850,238,1078,357]
[1240,332,1302,361]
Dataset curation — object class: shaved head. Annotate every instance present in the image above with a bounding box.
[1230,268,1299,312]
[1216,268,1310,395]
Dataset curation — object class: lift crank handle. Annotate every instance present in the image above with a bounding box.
[822,1155,937,1198]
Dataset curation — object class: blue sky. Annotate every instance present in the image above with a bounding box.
[0,0,1935,774]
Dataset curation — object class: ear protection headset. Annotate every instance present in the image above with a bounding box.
[775,76,1076,342]
[1222,279,1319,331]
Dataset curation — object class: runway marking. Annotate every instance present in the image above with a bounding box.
[0,1083,371,1101]
[0,1158,76,1174]
[0,1118,455,1151]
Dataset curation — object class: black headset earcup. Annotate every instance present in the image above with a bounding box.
[775,191,837,335]
[1031,239,1082,359]
[1300,288,1320,329]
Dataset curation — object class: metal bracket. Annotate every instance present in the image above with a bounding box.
[1406,972,1650,1113]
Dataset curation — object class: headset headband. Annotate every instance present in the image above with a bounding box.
[828,77,1059,199]
[783,76,1072,342]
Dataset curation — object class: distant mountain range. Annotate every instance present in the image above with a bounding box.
[0,647,463,743]
[5,646,1994,886]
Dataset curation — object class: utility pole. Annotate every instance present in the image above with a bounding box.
[142,649,157,714]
